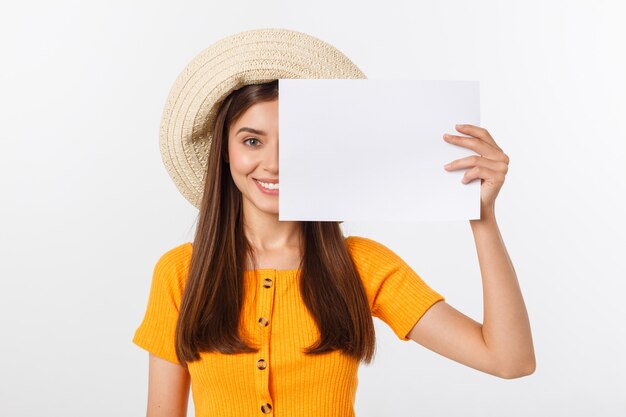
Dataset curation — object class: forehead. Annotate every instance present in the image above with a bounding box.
[230,99,278,133]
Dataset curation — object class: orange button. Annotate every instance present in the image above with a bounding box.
[261,403,272,414]
[263,278,273,288]
[258,317,269,327]
[257,359,267,370]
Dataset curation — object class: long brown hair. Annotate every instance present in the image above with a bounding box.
[174,80,376,367]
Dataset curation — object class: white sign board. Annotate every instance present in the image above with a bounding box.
[278,79,481,222]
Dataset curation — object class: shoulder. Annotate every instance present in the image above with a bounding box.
[152,242,193,290]
[345,235,391,251]
[344,235,405,270]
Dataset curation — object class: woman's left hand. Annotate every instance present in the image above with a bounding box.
[443,124,509,210]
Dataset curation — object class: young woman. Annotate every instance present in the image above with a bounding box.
[133,29,535,417]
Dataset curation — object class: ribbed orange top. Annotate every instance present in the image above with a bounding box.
[132,235,444,417]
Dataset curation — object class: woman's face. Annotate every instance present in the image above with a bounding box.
[227,98,279,216]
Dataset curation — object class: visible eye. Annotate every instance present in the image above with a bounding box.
[243,138,261,147]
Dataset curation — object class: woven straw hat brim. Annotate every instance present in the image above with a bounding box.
[159,28,367,209]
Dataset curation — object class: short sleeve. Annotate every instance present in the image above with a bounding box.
[132,243,192,364]
[346,236,445,341]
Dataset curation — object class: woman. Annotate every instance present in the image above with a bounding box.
[133,29,535,417]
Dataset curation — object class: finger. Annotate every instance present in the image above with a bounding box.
[443,133,503,161]
[461,165,506,185]
[455,124,501,150]
[444,155,509,174]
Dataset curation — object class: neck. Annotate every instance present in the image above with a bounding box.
[242,202,302,252]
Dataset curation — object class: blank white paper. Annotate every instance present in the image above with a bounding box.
[278,79,481,222]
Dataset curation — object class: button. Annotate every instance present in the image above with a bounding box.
[258,317,269,327]
[257,359,267,370]
[261,403,272,414]
[263,278,273,288]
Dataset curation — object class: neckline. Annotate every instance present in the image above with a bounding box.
[187,237,357,273]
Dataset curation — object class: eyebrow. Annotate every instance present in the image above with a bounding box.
[236,127,267,136]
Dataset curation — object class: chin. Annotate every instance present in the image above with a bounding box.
[248,197,278,216]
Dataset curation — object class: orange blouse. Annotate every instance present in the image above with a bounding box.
[132,235,445,417]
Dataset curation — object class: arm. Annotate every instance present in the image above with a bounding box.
[470,207,535,377]
[146,353,191,417]
[408,209,535,379]
[408,124,535,379]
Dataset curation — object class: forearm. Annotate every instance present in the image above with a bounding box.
[470,204,535,376]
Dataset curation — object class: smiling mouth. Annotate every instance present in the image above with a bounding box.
[254,179,279,190]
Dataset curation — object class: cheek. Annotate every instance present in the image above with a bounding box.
[229,148,256,177]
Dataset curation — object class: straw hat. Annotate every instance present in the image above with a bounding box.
[159,27,367,209]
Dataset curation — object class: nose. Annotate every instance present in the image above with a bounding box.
[264,139,279,174]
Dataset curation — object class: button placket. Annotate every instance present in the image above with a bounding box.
[255,270,275,413]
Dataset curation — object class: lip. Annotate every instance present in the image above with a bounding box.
[254,178,279,184]
[253,178,279,195]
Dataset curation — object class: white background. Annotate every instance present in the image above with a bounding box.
[1,1,624,416]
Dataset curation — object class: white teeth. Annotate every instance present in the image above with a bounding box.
[256,180,279,190]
